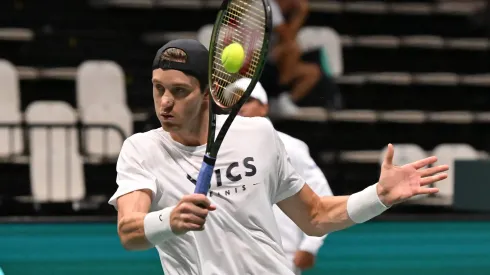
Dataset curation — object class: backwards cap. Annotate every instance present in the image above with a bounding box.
[152,39,209,89]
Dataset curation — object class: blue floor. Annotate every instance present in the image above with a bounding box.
[1,221,489,275]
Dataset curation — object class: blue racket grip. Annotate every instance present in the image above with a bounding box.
[194,155,216,195]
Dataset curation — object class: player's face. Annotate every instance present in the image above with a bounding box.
[152,69,207,132]
[239,98,268,118]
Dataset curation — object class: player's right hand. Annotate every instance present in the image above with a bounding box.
[170,194,217,235]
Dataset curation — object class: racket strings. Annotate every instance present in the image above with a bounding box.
[211,0,267,109]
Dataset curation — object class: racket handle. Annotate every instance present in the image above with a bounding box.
[194,155,216,195]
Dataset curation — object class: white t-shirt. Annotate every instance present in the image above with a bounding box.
[109,115,306,275]
[273,132,333,274]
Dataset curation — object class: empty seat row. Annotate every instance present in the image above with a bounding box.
[337,72,490,111]
[0,101,131,160]
[338,143,483,206]
[342,37,489,73]
[343,35,490,50]
[96,0,484,16]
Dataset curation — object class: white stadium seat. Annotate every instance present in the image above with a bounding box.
[25,101,85,203]
[81,103,133,159]
[432,144,479,204]
[0,59,20,113]
[77,60,126,110]
[0,105,23,158]
[0,59,23,158]
[297,26,344,76]
[197,24,214,50]
[379,143,428,167]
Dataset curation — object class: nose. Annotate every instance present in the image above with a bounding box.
[161,93,174,111]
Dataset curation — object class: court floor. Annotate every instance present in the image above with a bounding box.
[1,221,489,275]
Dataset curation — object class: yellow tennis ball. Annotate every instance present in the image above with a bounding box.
[221,42,245,73]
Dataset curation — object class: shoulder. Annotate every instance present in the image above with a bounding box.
[219,115,275,133]
[277,131,309,155]
[121,128,164,154]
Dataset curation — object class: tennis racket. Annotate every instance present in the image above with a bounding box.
[194,0,272,195]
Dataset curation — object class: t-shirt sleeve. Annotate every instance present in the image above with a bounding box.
[271,130,305,204]
[108,137,158,210]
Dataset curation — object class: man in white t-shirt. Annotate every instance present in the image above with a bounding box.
[108,39,449,275]
[237,78,331,274]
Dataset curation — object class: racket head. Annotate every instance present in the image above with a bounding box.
[207,0,272,113]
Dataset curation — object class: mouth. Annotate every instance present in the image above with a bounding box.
[160,114,174,120]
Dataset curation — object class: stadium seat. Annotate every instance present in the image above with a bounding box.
[25,101,85,203]
[432,143,479,205]
[343,35,399,73]
[0,59,23,158]
[197,24,213,50]
[76,60,126,110]
[379,143,428,167]
[297,26,344,76]
[81,103,133,160]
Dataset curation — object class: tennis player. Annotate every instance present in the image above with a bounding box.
[109,39,449,275]
[237,78,331,274]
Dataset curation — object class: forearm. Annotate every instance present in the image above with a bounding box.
[310,196,354,236]
[118,207,175,251]
[118,212,152,251]
[288,12,308,38]
[312,184,389,236]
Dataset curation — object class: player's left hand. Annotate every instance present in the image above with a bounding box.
[293,250,315,270]
[377,144,449,207]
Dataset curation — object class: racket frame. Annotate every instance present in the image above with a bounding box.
[194,0,272,195]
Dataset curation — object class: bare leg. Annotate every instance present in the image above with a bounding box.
[273,41,302,85]
[289,63,321,102]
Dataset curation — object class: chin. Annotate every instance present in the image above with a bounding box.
[161,121,181,132]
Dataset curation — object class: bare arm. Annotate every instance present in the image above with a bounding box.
[277,144,449,237]
[287,1,309,38]
[116,189,153,250]
[277,184,354,237]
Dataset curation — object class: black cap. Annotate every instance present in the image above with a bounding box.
[152,39,209,89]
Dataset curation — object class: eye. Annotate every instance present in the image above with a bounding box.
[172,87,189,98]
[155,84,165,93]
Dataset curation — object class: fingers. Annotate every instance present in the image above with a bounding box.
[181,213,206,228]
[171,194,217,234]
[383,143,394,166]
[182,194,212,208]
[415,187,439,195]
[420,173,447,186]
[419,165,449,179]
[180,202,211,218]
[410,156,438,169]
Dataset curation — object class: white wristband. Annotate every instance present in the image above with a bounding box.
[144,206,176,246]
[347,183,389,223]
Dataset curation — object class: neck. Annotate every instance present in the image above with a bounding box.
[169,107,209,147]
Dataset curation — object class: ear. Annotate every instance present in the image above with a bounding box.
[259,104,269,117]
[202,86,210,100]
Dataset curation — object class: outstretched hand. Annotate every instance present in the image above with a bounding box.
[377,144,449,207]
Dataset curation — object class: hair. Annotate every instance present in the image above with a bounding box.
[161,48,187,63]
[160,47,208,92]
